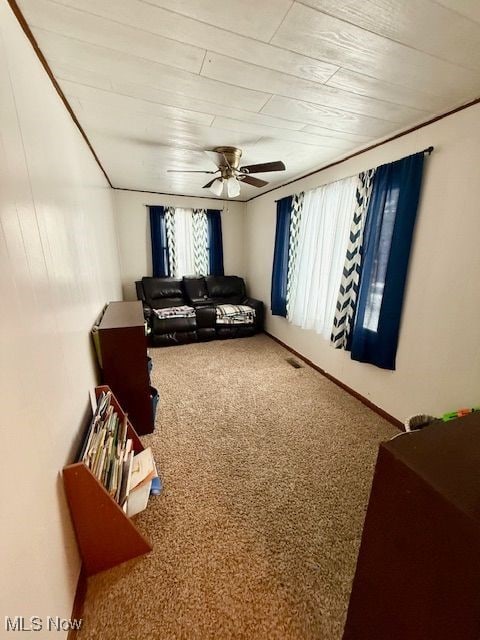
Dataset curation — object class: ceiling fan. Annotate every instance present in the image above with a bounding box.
[167,146,286,198]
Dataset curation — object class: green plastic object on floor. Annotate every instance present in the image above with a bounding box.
[441,407,480,422]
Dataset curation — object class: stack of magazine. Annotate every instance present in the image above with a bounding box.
[80,391,157,515]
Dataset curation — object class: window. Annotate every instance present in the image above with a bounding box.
[271,150,426,370]
[149,206,224,278]
[172,208,196,277]
[287,176,358,338]
[362,186,399,332]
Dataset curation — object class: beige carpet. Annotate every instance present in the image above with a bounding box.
[78,334,396,639]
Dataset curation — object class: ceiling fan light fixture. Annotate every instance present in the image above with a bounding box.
[209,178,224,197]
[226,176,241,198]
[172,147,285,194]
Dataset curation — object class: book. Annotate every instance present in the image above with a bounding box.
[119,450,134,508]
[77,391,158,512]
[124,447,157,517]
[128,447,156,492]
[78,391,109,462]
[115,451,124,503]
[126,481,151,518]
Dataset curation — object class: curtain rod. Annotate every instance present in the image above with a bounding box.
[143,204,224,211]
[274,146,434,202]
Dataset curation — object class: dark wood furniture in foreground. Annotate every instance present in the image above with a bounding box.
[98,301,154,435]
[343,413,480,640]
[63,386,152,576]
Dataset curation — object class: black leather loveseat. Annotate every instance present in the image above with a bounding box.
[137,275,264,347]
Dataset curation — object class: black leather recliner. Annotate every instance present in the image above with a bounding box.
[207,276,264,338]
[141,277,197,347]
[138,276,264,347]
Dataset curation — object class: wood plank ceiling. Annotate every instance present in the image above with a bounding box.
[16,0,480,201]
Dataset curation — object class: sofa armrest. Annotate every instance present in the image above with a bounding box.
[195,304,216,329]
[242,297,264,331]
[135,280,145,302]
[135,280,152,324]
[189,297,214,307]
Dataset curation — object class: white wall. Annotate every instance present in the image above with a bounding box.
[114,190,246,300]
[0,1,121,633]
[245,103,480,422]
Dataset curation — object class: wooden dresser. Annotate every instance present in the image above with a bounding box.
[97,301,155,435]
[343,413,480,640]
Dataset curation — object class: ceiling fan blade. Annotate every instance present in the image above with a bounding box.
[239,161,285,174]
[167,169,217,174]
[239,175,268,188]
[202,178,218,189]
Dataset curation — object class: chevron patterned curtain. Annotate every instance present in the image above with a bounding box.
[330,169,376,349]
[164,206,177,277]
[286,192,304,316]
[192,209,209,275]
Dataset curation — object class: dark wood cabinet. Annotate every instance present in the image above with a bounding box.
[343,413,480,640]
[98,301,155,435]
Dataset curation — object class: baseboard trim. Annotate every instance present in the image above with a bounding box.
[264,331,403,431]
[68,567,87,640]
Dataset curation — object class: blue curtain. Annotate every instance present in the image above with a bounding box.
[149,206,169,277]
[348,152,425,369]
[207,210,224,275]
[271,196,293,317]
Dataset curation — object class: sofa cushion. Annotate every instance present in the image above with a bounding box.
[152,305,195,320]
[183,276,212,305]
[216,304,255,325]
[142,277,185,309]
[205,276,245,304]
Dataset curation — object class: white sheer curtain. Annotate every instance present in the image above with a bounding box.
[288,176,358,338]
[173,207,195,277]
